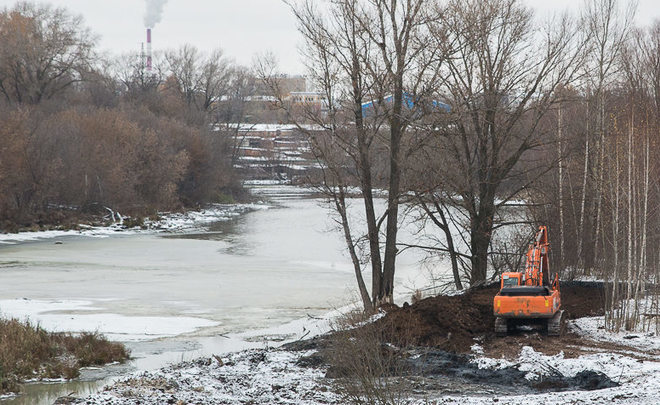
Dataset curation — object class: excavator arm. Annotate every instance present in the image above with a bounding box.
[524,226,550,287]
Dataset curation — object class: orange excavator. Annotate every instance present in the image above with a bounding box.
[493,226,564,336]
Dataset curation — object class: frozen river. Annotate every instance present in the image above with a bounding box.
[0,185,435,404]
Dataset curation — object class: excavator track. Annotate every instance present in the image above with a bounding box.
[547,310,565,336]
[495,316,508,336]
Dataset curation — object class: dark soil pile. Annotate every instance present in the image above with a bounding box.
[407,350,618,392]
[373,285,499,353]
[288,281,621,397]
[374,281,607,353]
[560,281,607,319]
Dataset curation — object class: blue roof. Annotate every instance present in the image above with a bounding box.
[361,93,450,116]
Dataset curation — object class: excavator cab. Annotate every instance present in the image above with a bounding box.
[493,226,564,336]
[500,272,522,288]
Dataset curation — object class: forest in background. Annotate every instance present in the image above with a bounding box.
[0,2,257,231]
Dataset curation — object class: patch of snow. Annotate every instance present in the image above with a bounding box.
[0,298,218,341]
[0,225,135,244]
[570,316,660,352]
[571,274,605,282]
[243,179,290,186]
[87,348,339,405]
[238,156,270,161]
[470,344,485,356]
[465,344,660,404]
[148,203,269,233]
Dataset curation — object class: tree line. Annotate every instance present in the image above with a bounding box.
[263,0,658,332]
[0,2,255,230]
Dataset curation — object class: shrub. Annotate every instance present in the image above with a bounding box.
[0,318,130,394]
[326,311,418,405]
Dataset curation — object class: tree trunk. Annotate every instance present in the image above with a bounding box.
[625,108,633,328]
[381,107,402,304]
[334,187,373,312]
[609,140,620,330]
[470,205,494,285]
[557,106,565,273]
[577,103,590,269]
[356,124,384,307]
[421,198,464,291]
[636,127,649,328]
[438,207,463,291]
[592,92,606,269]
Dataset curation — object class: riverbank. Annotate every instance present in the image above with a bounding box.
[0,318,129,395]
[0,202,270,245]
[78,282,660,404]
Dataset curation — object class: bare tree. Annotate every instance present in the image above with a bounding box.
[0,2,96,104]
[256,1,381,311]
[165,45,232,114]
[603,22,659,332]
[426,0,586,285]
[212,66,258,164]
[260,0,443,310]
[112,51,167,95]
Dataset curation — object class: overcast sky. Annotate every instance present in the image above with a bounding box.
[0,0,658,74]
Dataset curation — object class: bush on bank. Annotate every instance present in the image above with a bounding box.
[0,317,129,394]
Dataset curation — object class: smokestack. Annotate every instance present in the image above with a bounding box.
[146,28,152,72]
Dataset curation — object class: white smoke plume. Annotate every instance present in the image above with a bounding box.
[144,0,169,28]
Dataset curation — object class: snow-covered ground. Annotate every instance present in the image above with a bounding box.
[79,305,349,404]
[572,315,660,352]
[82,314,660,405]
[87,349,339,405]
[460,321,660,404]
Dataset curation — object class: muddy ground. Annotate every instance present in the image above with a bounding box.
[286,281,612,356]
[372,281,609,354]
[75,281,658,404]
[287,281,649,396]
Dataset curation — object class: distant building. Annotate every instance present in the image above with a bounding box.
[229,124,323,181]
[244,75,313,123]
[361,93,450,117]
[253,75,306,96]
[287,91,328,114]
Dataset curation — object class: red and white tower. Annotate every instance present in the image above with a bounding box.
[146,28,153,72]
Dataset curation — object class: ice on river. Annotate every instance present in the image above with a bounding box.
[0,185,448,404]
[0,298,218,341]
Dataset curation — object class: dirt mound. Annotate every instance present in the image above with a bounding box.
[560,281,607,319]
[375,282,607,353]
[374,285,498,352]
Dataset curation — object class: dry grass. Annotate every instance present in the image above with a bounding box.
[326,310,419,405]
[0,318,129,394]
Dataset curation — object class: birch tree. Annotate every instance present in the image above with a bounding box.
[577,0,636,270]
